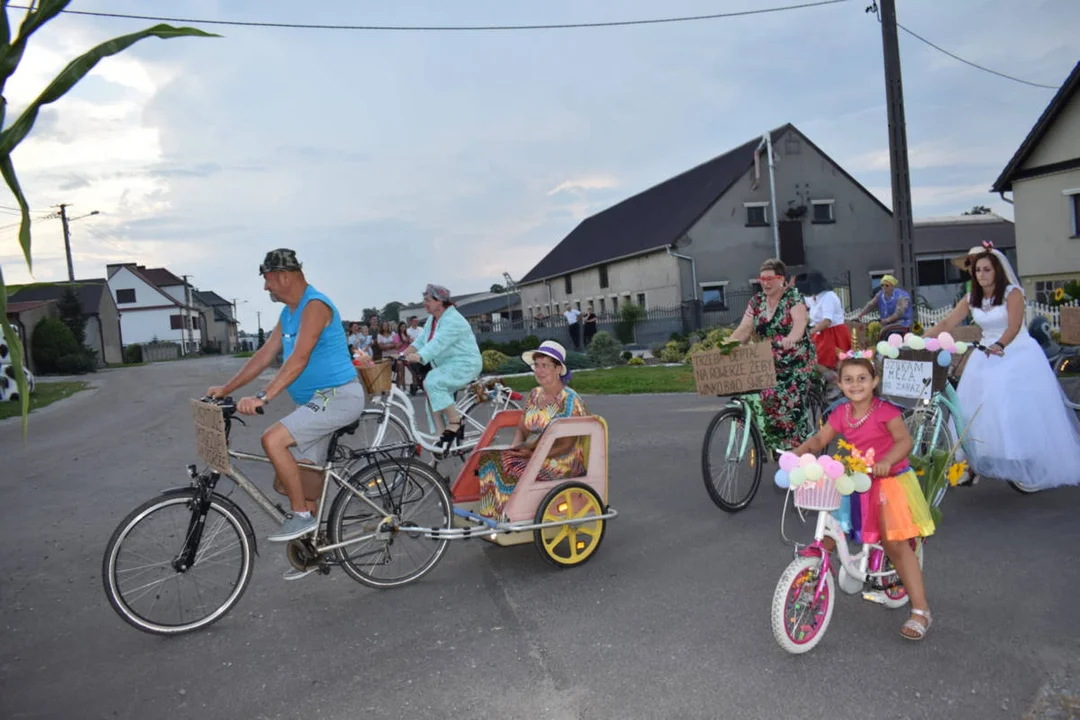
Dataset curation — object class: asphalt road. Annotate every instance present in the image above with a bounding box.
[1,357,1077,720]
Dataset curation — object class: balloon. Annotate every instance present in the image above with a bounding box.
[925,337,940,351]
[774,469,790,489]
[903,332,916,346]
[778,451,799,472]
[939,332,954,346]
[887,346,900,359]
[955,341,968,354]
[804,463,824,482]
[887,333,903,347]
[825,458,846,480]
[799,453,817,468]
[937,350,952,367]
[876,341,891,356]
[908,335,926,350]
[851,472,872,493]
[789,467,806,487]
[834,474,856,495]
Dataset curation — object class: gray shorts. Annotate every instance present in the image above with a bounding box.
[280,379,366,465]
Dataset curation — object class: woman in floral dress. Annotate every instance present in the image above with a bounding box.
[728,258,817,451]
[476,341,589,520]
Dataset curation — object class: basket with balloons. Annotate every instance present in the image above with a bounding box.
[774,448,873,513]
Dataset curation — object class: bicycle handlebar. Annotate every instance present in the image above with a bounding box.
[199,396,265,415]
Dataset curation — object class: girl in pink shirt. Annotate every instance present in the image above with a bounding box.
[792,355,935,641]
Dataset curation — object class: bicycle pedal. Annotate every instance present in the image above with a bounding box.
[861,591,889,605]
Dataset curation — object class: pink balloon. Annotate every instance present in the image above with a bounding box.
[942,341,957,354]
[939,332,954,346]
[799,453,817,468]
[825,459,845,480]
[925,337,940,351]
[778,452,799,472]
[887,333,903,347]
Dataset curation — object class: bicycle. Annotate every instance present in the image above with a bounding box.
[102,397,453,636]
[360,375,523,460]
[701,383,829,513]
[900,341,1064,495]
[771,477,925,654]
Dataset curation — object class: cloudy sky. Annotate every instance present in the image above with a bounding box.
[2,0,1077,331]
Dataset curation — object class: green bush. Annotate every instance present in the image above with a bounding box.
[621,350,633,361]
[564,350,595,370]
[522,335,541,350]
[495,357,530,374]
[628,356,645,366]
[587,331,625,367]
[482,349,509,372]
[31,317,81,373]
[124,344,144,364]
[56,352,96,375]
[658,340,688,363]
[686,326,737,359]
[615,303,645,345]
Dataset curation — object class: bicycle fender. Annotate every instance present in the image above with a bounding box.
[158,487,260,558]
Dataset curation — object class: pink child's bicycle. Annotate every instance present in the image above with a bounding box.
[771,474,924,654]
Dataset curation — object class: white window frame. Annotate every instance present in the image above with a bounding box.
[811,199,835,223]
[744,201,770,226]
[869,269,895,293]
[700,281,729,307]
[1065,188,1080,237]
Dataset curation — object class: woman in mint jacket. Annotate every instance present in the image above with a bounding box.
[403,283,483,450]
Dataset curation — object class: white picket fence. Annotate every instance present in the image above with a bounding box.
[848,299,1079,332]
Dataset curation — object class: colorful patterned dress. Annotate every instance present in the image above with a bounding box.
[477,386,589,520]
[746,287,817,451]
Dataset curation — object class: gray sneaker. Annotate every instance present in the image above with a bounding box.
[268,513,318,542]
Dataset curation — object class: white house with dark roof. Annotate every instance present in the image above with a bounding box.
[990,60,1080,304]
[106,263,202,352]
[516,123,896,322]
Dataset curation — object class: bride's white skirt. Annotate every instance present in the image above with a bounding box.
[955,334,1080,489]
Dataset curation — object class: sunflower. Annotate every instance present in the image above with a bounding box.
[946,461,969,486]
[1054,287,1066,302]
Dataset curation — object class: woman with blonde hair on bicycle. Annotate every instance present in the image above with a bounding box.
[728,258,817,452]
[926,243,1080,490]
[402,284,483,450]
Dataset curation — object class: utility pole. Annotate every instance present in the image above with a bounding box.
[182,274,195,354]
[877,0,916,291]
[58,204,74,282]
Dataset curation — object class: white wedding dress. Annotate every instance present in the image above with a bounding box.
[955,285,1080,489]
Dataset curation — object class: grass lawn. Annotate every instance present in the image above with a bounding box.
[0,381,91,420]
[500,365,696,395]
[233,351,255,358]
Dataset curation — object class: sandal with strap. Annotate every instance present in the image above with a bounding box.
[900,608,932,641]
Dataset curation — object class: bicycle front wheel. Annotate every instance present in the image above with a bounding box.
[102,491,254,635]
[701,407,764,512]
[771,555,835,654]
[328,459,452,589]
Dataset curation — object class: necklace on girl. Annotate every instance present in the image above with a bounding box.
[845,398,880,429]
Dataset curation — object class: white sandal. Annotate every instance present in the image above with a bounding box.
[901,608,932,641]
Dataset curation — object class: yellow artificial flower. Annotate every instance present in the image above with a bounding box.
[1054,287,1066,302]
[947,461,969,486]
[915,468,926,477]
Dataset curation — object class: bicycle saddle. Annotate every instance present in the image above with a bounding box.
[332,419,360,439]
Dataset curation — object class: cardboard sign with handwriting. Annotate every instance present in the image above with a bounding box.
[881,358,935,400]
[190,399,231,474]
[1060,306,1080,345]
[691,342,777,396]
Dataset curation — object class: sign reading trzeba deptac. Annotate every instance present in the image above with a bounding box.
[190,399,232,474]
[691,342,777,396]
[881,358,934,400]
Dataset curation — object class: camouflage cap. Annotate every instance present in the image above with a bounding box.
[259,249,302,275]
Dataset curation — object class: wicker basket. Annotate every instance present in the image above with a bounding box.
[358,359,392,395]
[793,476,843,512]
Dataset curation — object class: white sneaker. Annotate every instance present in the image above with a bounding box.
[283,567,317,582]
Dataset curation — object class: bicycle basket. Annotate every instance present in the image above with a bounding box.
[359,359,392,395]
[793,476,842,512]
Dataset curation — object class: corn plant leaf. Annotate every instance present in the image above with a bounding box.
[0,153,32,268]
[0,1,72,86]
[0,23,219,156]
[0,265,30,437]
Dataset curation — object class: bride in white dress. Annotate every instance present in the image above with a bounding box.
[927,245,1080,490]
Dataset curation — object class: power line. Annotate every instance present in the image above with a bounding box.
[7,0,854,31]
[896,22,1060,90]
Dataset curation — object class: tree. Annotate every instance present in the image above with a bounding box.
[257,327,266,349]
[0,3,215,434]
[56,287,86,346]
[962,205,992,215]
[361,307,380,322]
[490,283,506,294]
[381,301,403,322]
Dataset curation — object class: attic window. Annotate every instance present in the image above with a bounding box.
[744,202,770,227]
[811,199,835,224]
[116,288,136,304]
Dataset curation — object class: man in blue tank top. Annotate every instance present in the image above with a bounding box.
[208,249,365,561]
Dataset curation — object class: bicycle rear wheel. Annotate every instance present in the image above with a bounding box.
[328,459,452,589]
[701,407,764,512]
[102,490,254,635]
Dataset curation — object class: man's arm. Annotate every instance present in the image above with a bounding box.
[856,292,879,319]
[259,301,332,403]
[210,325,283,397]
[883,296,910,325]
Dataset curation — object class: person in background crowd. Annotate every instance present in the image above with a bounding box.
[564,304,582,351]
[582,304,598,347]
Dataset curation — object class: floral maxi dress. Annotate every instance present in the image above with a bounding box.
[747,287,817,451]
[477,387,589,520]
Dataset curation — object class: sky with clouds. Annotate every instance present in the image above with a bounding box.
[2,0,1078,331]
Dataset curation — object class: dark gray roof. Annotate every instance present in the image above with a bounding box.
[991,61,1080,193]
[192,290,236,323]
[913,215,1015,255]
[199,290,232,307]
[457,293,521,317]
[7,279,110,314]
